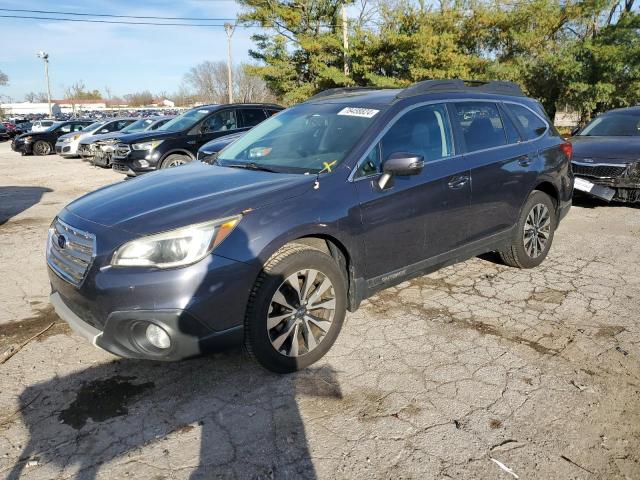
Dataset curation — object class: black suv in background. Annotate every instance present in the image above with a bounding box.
[47,80,572,373]
[12,120,94,155]
[111,104,282,176]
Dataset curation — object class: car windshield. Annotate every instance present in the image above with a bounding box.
[217,103,380,174]
[579,112,640,136]
[157,109,212,132]
[121,118,153,133]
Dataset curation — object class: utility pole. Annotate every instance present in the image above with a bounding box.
[224,23,235,104]
[341,4,349,76]
[37,51,52,117]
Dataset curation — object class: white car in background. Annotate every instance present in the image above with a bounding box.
[55,120,107,157]
[31,119,57,132]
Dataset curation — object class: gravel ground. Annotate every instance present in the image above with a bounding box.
[0,140,639,479]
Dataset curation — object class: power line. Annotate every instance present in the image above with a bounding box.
[0,8,236,22]
[0,14,252,27]
[0,14,358,29]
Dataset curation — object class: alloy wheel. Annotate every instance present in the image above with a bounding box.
[167,158,186,167]
[523,203,551,258]
[35,142,50,155]
[267,269,336,357]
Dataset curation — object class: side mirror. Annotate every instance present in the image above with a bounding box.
[378,152,424,189]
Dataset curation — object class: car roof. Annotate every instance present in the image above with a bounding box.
[601,106,640,115]
[191,103,283,112]
[303,80,528,107]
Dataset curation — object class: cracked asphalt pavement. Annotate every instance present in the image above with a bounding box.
[1,140,639,479]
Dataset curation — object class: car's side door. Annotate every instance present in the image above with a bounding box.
[353,103,471,281]
[451,101,536,243]
[196,109,241,151]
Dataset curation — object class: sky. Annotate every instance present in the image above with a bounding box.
[0,0,257,101]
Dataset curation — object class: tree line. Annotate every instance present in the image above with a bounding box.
[238,0,640,122]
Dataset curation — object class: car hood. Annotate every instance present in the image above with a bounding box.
[79,131,127,145]
[200,132,246,154]
[64,161,314,234]
[116,130,178,145]
[570,136,640,162]
[15,131,44,141]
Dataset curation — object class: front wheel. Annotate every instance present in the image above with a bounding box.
[499,190,557,268]
[244,244,347,373]
[33,140,51,156]
[160,154,191,169]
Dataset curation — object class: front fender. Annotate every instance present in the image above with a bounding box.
[213,177,366,278]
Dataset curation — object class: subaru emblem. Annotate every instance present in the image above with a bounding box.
[57,234,66,249]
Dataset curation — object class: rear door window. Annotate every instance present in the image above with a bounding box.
[505,103,548,140]
[239,109,268,128]
[452,102,507,152]
[202,110,237,133]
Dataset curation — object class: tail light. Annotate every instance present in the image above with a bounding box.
[560,142,573,160]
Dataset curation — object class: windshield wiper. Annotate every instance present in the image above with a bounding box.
[222,162,278,173]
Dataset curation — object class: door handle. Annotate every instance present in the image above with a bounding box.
[448,175,469,189]
[518,155,532,167]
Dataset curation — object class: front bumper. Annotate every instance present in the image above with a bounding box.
[46,210,258,361]
[111,144,161,175]
[50,291,243,361]
[55,139,80,156]
[11,139,31,154]
[572,160,640,203]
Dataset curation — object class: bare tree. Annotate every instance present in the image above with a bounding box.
[184,61,276,104]
[0,70,7,86]
[235,65,277,103]
[24,92,49,102]
[124,90,155,107]
[184,61,229,104]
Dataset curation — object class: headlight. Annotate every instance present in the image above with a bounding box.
[131,140,163,151]
[24,136,33,143]
[111,216,241,268]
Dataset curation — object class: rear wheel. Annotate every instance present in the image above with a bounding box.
[499,190,556,268]
[160,154,191,169]
[244,244,347,373]
[33,140,51,156]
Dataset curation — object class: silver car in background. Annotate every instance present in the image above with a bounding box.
[55,120,108,157]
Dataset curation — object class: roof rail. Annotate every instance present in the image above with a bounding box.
[306,87,383,102]
[397,79,525,98]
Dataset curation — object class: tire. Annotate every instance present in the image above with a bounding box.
[160,154,191,169]
[244,244,347,373]
[499,190,557,269]
[33,140,51,156]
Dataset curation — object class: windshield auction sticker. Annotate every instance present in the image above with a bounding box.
[337,107,379,118]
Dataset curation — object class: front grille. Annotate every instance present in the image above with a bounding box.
[572,162,627,178]
[47,218,96,287]
[114,144,131,158]
[112,162,129,173]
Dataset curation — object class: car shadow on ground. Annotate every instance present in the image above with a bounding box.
[0,186,53,225]
[6,351,340,479]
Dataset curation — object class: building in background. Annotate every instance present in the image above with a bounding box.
[0,102,61,116]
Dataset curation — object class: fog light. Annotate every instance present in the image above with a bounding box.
[146,324,171,349]
[136,159,150,168]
